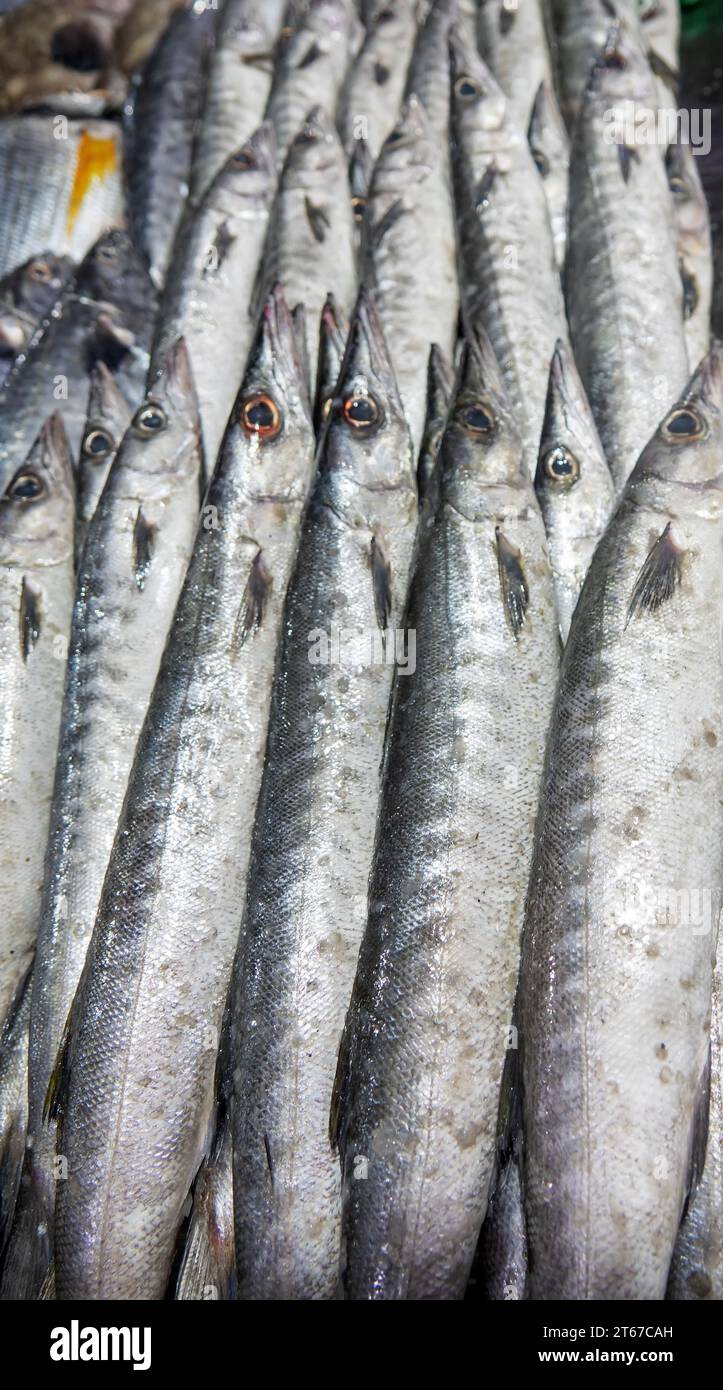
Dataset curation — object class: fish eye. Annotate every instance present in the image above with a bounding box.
[232,148,256,169]
[241,393,282,440]
[387,128,405,145]
[82,427,114,460]
[5,471,45,502]
[662,407,706,441]
[342,393,381,431]
[95,242,118,264]
[351,195,366,222]
[542,446,580,485]
[132,402,167,436]
[458,401,497,436]
[668,173,687,197]
[454,76,479,101]
[603,48,627,70]
[28,259,53,283]
[531,148,550,177]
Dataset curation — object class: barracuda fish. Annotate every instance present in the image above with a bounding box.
[667,944,723,1301]
[76,363,131,557]
[551,0,638,131]
[477,0,554,132]
[1,340,203,1300]
[334,328,559,1300]
[314,292,349,431]
[53,288,315,1301]
[0,968,32,1259]
[190,0,286,204]
[363,96,458,456]
[0,230,156,493]
[258,110,355,401]
[0,254,74,391]
[519,343,723,1300]
[450,28,571,479]
[528,81,569,275]
[264,0,363,165]
[0,117,124,279]
[666,142,713,371]
[226,289,418,1299]
[404,0,457,149]
[124,2,217,288]
[338,0,417,161]
[0,417,75,1032]
[565,21,689,491]
[534,340,614,643]
[151,123,276,479]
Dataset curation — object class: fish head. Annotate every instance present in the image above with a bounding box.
[528,81,569,179]
[585,16,658,109]
[123,337,203,484]
[223,284,313,502]
[1,252,72,331]
[535,339,612,516]
[321,286,415,493]
[628,340,723,507]
[0,414,74,568]
[79,363,131,473]
[440,324,526,514]
[283,107,346,186]
[314,292,349,433]
[76,230,153,309]
[210,121,277,215]
[449,24,506,144]
[373,96,433,180]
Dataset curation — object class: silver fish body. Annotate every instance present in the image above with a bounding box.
[565,21,689,491]
[527,80,569,274]
[0,417,75,1031]
[264,0,363,165]
[363,96,458,456]
[337,0,417,161]
[3,342,203,1300]
[551,0,638,131]
[404,0,457,149]
[76,363,132,559]
[519,344,723,1299]
[334,329,559,1299]
[450,30,571,478]
[54,290,315,1300]
[535,340,614,643]
[227,290,418,1299]
[151,124,277,478]
[0,966,32,1258]
[477,0,554,132]
[0,253,74,391]
[666,141,713,371]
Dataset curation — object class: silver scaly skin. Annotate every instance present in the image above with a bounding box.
[227,288,418,1299]
[76,364,132,563]
[0,417,75,1030]
[362,96,458,457]
[337,0,417,161]
[264,0,364,166]
[566,20,689,492]
[151,124,277,480]
[190,0,287,204]
[258,108,356,401]
[334,328,559,1299]
[477,0,554,133]
[534,339,615,644]
[519,342,723,1300]
[666,141,713,372]
[1,341,203,1301]
[450,26,571,479]
[527,81,569,275]
[54,288,315,1300]
[404,0,457,150]
[0,967,32,1258]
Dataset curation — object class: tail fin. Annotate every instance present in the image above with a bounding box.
[175,1114,236,1301]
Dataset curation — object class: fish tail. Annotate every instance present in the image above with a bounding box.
[175,1122,236,1302]
[0,1159,53,1300]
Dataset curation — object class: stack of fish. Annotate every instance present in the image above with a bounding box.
[0,0,720,1303]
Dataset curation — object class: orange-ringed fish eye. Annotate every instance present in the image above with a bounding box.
[241,394,282,440]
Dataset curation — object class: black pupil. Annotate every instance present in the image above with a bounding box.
[550,449,574,477]
[668,411,699,436]
[12,474,42,499]
[141,409,164,430]
[533,150,549,176]
[459,80,477,98]
[247,399,275,430]
[87,431,111,456]
[347,397,375,424]
[465,405,494,432]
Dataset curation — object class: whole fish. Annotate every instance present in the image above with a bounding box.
[667,944,723,1301]
[0,416,75,1031]
[534,340,614,643]
[264,0,363,165]
[527,81,569,275]
[519,342,723,1299]
[2,340,203,1300]
[0,117,123,279]
[314,292,349,432]
[450,27,571,478]
[666,141,713,371]
[334,329,559,1299]
[337,0,417,161]
[0,230,156,493]
[565,21,689,491]
[190,0,286,204]
[227,289,418,1299]
[0,253,74,391]
[259,108,356,400]
[76,362,132,557]
[477,0,554,132]
[151,123,277,478]
[124,2,217,288]
[551,0,638,131]
[54,288,315,1301]
[363,96,458,456]
[0,967,32,1258]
